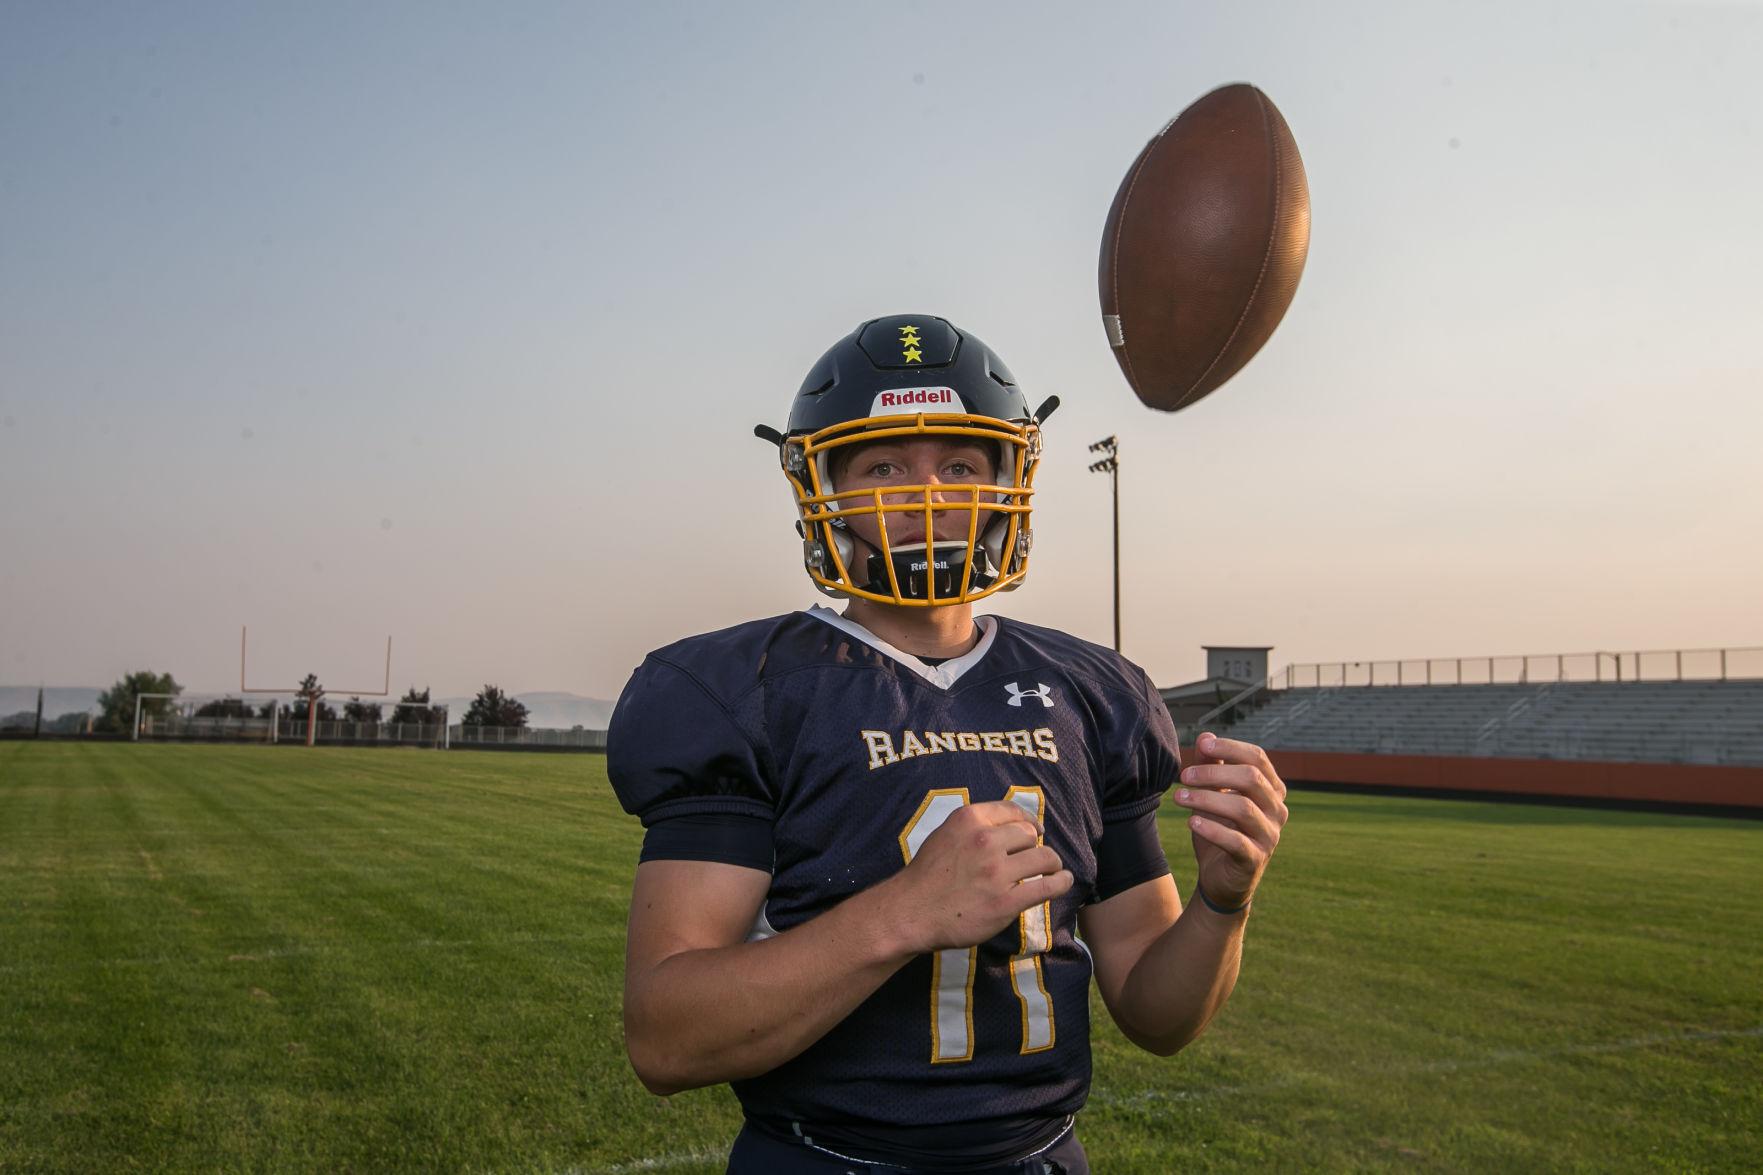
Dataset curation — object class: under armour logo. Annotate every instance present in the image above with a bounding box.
[1005,682,1054,708]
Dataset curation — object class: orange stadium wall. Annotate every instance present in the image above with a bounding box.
[1245,749,1763,811]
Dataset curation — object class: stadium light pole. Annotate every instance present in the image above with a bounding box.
[1087,436,1120,652]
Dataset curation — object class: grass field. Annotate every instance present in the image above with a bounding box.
[1,742,1758,1173]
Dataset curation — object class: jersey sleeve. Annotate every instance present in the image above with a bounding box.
[606,655,777,828]
[1099,669,1183,822]
[1092,669,1183,901]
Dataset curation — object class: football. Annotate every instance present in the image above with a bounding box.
[1099,83,1310,413]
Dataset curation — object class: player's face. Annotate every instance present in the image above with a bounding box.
[832,436,999,551]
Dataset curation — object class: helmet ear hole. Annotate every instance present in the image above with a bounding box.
[828,522,855,569]
[978,514,1008,573]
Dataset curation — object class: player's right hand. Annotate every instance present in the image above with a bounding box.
[889,800,1073,954]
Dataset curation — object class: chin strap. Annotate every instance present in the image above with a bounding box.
[861,541,998,602]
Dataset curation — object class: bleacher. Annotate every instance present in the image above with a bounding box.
[1219,679,1763,767]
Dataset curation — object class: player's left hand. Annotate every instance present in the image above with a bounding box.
[1172,732,1287,913]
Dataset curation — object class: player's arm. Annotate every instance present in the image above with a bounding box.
[1079,732,1286,1056]
[623,857,905,1096]
[1079,872,1243,1055]
[622,803,1072,1096]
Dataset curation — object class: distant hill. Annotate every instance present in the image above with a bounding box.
[0,687,616,731]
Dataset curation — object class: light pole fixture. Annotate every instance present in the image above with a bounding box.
[1087,436,1120,652]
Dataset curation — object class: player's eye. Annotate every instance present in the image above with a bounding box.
[947,455,991,479]
[867,461,900,478]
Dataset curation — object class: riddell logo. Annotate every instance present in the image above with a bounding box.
[871,387,957,415]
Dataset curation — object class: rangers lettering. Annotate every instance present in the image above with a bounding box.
[862,729,898,769]
[862,727,1060,771]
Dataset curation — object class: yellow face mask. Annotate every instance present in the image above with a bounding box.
[780,411,1043,607]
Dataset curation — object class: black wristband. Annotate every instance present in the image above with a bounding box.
[1196,881,1250,916]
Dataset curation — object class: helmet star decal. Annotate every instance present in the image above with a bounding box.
[899,324,923,364]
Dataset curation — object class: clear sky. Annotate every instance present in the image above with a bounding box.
[3,0,1759,701]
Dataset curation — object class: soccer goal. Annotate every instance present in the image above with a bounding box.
[131,693,277,743]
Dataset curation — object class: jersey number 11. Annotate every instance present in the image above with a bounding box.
[898,787,1056,1064]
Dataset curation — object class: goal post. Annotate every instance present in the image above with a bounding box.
[240,626,392,747]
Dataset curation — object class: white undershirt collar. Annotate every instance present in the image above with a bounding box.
[806,603,998,688]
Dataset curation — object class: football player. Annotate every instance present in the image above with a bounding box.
[608,315,1287,1174]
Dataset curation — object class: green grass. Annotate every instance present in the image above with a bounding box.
[0,742,1758,1172]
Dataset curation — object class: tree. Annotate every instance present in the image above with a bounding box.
[464,685,528,728]
[94,670,182,733]
[292,674,337,722]
[343,697,384,722]
[195,697,254,719]
[392,686,446,726]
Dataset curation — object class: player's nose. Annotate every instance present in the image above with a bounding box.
[906,453,945,485]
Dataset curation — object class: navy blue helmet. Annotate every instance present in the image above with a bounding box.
[757,315,1058,606]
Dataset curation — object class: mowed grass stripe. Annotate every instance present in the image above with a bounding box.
[1,742,1759,1173]
[1080,793,1763,1172]
[0,744,676,1172]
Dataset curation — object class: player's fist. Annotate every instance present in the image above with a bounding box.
[1171,731,1289,911]
[888,800,1073,954]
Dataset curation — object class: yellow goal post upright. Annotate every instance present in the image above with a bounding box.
[239,626,392,748]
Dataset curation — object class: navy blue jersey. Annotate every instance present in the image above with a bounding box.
[608,608,1181,1154]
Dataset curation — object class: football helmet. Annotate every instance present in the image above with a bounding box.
[756,315,1058,607]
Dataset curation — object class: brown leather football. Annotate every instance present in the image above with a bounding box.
[1099,84,1310,413]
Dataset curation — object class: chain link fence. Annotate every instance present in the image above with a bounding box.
[448,724,607,750]
[126,716,606,751]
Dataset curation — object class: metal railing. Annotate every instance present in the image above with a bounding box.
[136,715,275,741]
[449,724,607,750]
[137,716,448,746]
[278,721,608,749]
[276,720,449,746]
[1274,645,1763,689]
[1474,682,1558,752]
[1193,663,1296,733]
[129,714,610,751]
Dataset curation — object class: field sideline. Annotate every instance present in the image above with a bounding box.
[1,742,1758,1172]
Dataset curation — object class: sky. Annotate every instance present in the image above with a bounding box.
[2,0,1759,703]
